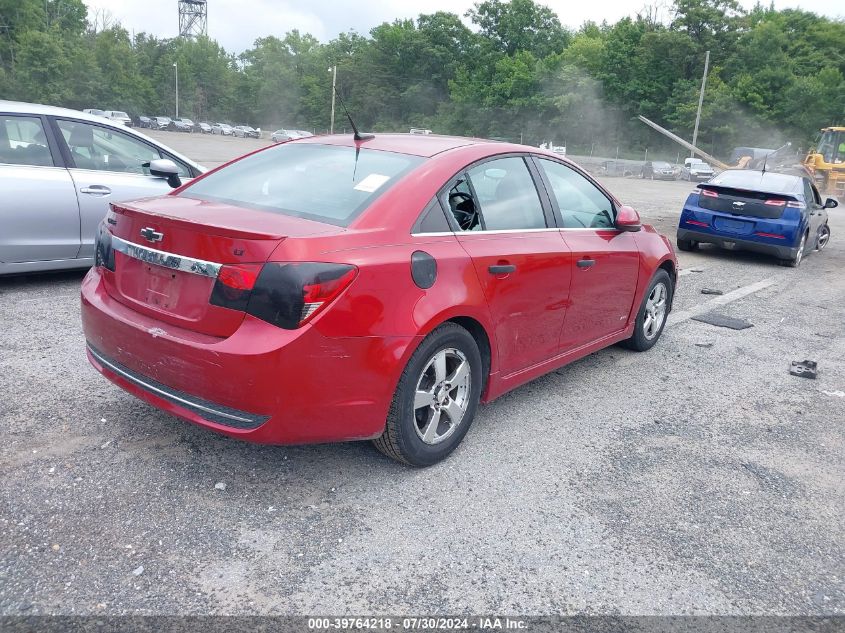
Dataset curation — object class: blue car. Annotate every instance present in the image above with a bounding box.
[676,169,836,267]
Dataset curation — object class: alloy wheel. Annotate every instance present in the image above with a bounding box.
[643,282,668,341]
[817,225,830,250]
[413,348,472,445]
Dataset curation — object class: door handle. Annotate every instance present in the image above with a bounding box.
[80,185,112,196]
[577,258,596,268]
[488,264,516,275]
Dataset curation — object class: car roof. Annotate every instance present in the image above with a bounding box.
[0,100,204,173]
[295,133,491,158]
[706,169,803,194]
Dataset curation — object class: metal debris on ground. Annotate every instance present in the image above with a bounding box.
[691,312,753,330]
[701,288,724,295]
[789,360,818,379]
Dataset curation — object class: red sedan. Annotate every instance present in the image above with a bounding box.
[81,134,678,466]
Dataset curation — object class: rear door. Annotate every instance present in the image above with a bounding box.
[0,113,80,263]
[51,117,195,260]
[443,155,572,376]
[535,158,639,350]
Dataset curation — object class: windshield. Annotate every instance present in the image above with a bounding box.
[816,130,844,164]
[653,162,671,168]
[112,111,128,118]
[180,143,423,226]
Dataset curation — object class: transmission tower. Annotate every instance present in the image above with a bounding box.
[178,0,207,39]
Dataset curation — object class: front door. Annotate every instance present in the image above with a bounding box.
[535,158,640,350]
[443,156,572,376]
[52,118,192,259]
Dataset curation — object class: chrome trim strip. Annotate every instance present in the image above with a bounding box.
[412,227,620,236]
[88,346,256,425]
[111,235,221,278]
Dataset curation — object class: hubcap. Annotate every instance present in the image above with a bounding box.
[818,225,830,250]
[795,234,806,265]
[643,282,668,341]
[413,348,471,445]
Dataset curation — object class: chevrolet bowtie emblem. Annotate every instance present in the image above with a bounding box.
[140,227,164,242]
[732,201,746,208]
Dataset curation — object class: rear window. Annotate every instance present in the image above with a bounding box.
[708,170,800,195]
[181,143,424,226]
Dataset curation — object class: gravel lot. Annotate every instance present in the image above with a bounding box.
[1,132,843,616]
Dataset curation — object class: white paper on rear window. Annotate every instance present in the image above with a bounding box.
[354,173,390,193]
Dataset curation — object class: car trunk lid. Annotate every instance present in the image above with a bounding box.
[104,195,338,338]
[697,185,799,220]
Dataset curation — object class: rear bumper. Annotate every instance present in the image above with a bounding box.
[677,228,797,259]
[81,267,419,444]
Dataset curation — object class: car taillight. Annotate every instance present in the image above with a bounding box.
[754,232,786,239]
[765,199,786,206]
[686,219,709,227]
[786,201,806,209]
[212,262,357,329]
[210,263,263,311]
[700,189,718,198]
[94,222,115,271]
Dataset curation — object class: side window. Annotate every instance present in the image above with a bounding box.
[56,119,162,175]
[466,156,547,230]
[803,179,821,206]
[0,115,54,167]
[441,174,481,231]
[413,198,451,233]
[539,159,616,229]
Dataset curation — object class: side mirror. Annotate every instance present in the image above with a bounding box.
[824,197,838,209]
[148,158,182,189]
[616,205,642,232]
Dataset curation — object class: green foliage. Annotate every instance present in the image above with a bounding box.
[0,0,842,157]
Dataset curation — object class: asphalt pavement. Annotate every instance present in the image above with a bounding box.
[1,134,843,616]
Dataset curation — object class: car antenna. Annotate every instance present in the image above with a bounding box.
[333,86,374,141]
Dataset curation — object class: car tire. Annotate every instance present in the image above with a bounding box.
[676,238,697,252]
[779,231,807,268]
[621,269,672,352]
[816,223,830,251]
[373,322,483,467]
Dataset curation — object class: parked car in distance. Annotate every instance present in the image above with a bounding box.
[138,116,152,129]
[271,129,295,142]
[211,122,233,135]
[82,108,106,117]
[233,125,260,139]
[170,118,194,133]
[600,160,632,177]
[677,168,835,267]
[81,134,678,466]
[150,116,173,131]
[197,122,212,134]
[681,158,715,181]
[641,160,676,180]
[0,100,205,275]
[103,110,132,127]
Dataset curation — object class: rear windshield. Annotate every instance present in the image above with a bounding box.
[707,170,800,195]
[180,143,424,226]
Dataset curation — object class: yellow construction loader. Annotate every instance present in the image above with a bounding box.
[803,127,845,201]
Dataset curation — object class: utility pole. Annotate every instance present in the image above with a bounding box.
[691,50,710,158]
[329,65,337,134]
[173,62,179,118]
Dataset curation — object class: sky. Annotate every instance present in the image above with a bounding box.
[83,0,845,54]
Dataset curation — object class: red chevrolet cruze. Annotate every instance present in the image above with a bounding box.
[81,134,678,466]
